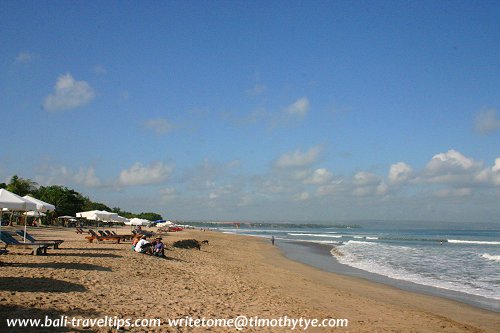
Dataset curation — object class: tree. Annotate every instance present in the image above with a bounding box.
[82,197,111,212]
[111,207,135,218]
[6,175,38,196]
[36,185,86,217]
[137,212,163,221]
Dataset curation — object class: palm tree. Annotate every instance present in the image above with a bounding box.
[6,175,38,196]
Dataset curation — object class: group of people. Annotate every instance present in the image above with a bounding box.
[132,235,165,258]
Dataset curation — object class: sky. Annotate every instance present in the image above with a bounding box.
[1,1,499,223]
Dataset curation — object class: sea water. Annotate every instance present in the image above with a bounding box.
[218,221,500,312]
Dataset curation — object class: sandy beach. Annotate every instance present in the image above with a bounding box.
[0,226,498,332]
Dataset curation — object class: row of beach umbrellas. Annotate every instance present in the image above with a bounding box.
[0,188,55,241]
[0,189,153,242]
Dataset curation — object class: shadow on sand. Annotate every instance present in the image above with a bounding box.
[0,277,87,293]
[59,247,122,251]
[46,253,122,259]
[1,262,112,271]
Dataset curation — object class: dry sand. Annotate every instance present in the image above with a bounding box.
[0,226,498,332]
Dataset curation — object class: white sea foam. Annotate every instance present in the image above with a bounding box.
[294,239,340,245]
[288,233,342,238]
[481,253,500,262]
[334,240,500,301]
[448,239,500,245]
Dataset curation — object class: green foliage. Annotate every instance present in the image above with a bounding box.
[137,212,163,221]
[82,197,111,212]
[7,175,163,221]
[35,185,86,217]
[111,207,135,218]
[6,175,38,196]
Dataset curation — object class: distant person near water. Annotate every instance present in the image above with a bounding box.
[271,236,275,246]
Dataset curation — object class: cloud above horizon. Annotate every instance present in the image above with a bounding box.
[43,73,95,112]
[275,146,321,168]
[285,97,310,118]
[143,117,175,135]
[14,51,39,65]
[474,109,500,134]
[35,164,102,188]
[119,162,173,186]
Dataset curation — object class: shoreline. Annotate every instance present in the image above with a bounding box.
[1,226,499,332]
[275,239,499,313]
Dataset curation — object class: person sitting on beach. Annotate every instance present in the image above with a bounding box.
[134,235,151,254]
[131,236,140,250]
[153,237,165,257]
[133,225,142,234]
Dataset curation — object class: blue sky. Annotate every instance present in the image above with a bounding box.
[1,1,499,223]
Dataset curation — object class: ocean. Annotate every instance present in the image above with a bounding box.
[213,221,500,312]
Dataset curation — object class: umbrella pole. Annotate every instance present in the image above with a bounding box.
[24,213,27,242]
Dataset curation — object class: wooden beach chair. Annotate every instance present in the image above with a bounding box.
[75,227,84,234]
[85,230,122,243]
[104,230,134,241]
[15,230,64,249]
[0,232,50,255]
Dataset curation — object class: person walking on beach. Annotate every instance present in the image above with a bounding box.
[271,236,275,246]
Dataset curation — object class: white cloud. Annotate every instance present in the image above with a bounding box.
[376,181,389,195]
[434,188,472,198]
[303,168,333,185]
[316,180,346,197]
[143,118,175,135]
[388,162,413,185]
[35,164,101,188]
[414,150,500,192]
[285,97,310,117]
[74,167,102,187]
[492,158,500,186]
[275,146,321,168]
[43,73,95,112]
[474,109,500,134]
[15,51,39,64]
[119,162,173,186]
[352,172,385,197]
[423,149,481,184]
[160,187,178,202]
[294,191,311,201]
[353,171,380,186]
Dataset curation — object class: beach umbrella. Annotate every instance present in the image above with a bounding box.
[0,189,37,239]
[25,211,46,217]
[125,217,150,226]
[76,210,118,228]
[22,195,55,213]
[22,195,56,241]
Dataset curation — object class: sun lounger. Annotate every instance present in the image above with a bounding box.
[103,230,135,241]
[0,243,8,255]
[0,232,50,255]
[15,230,64,249]
[75,227,84,234]
[85,230,122,243]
